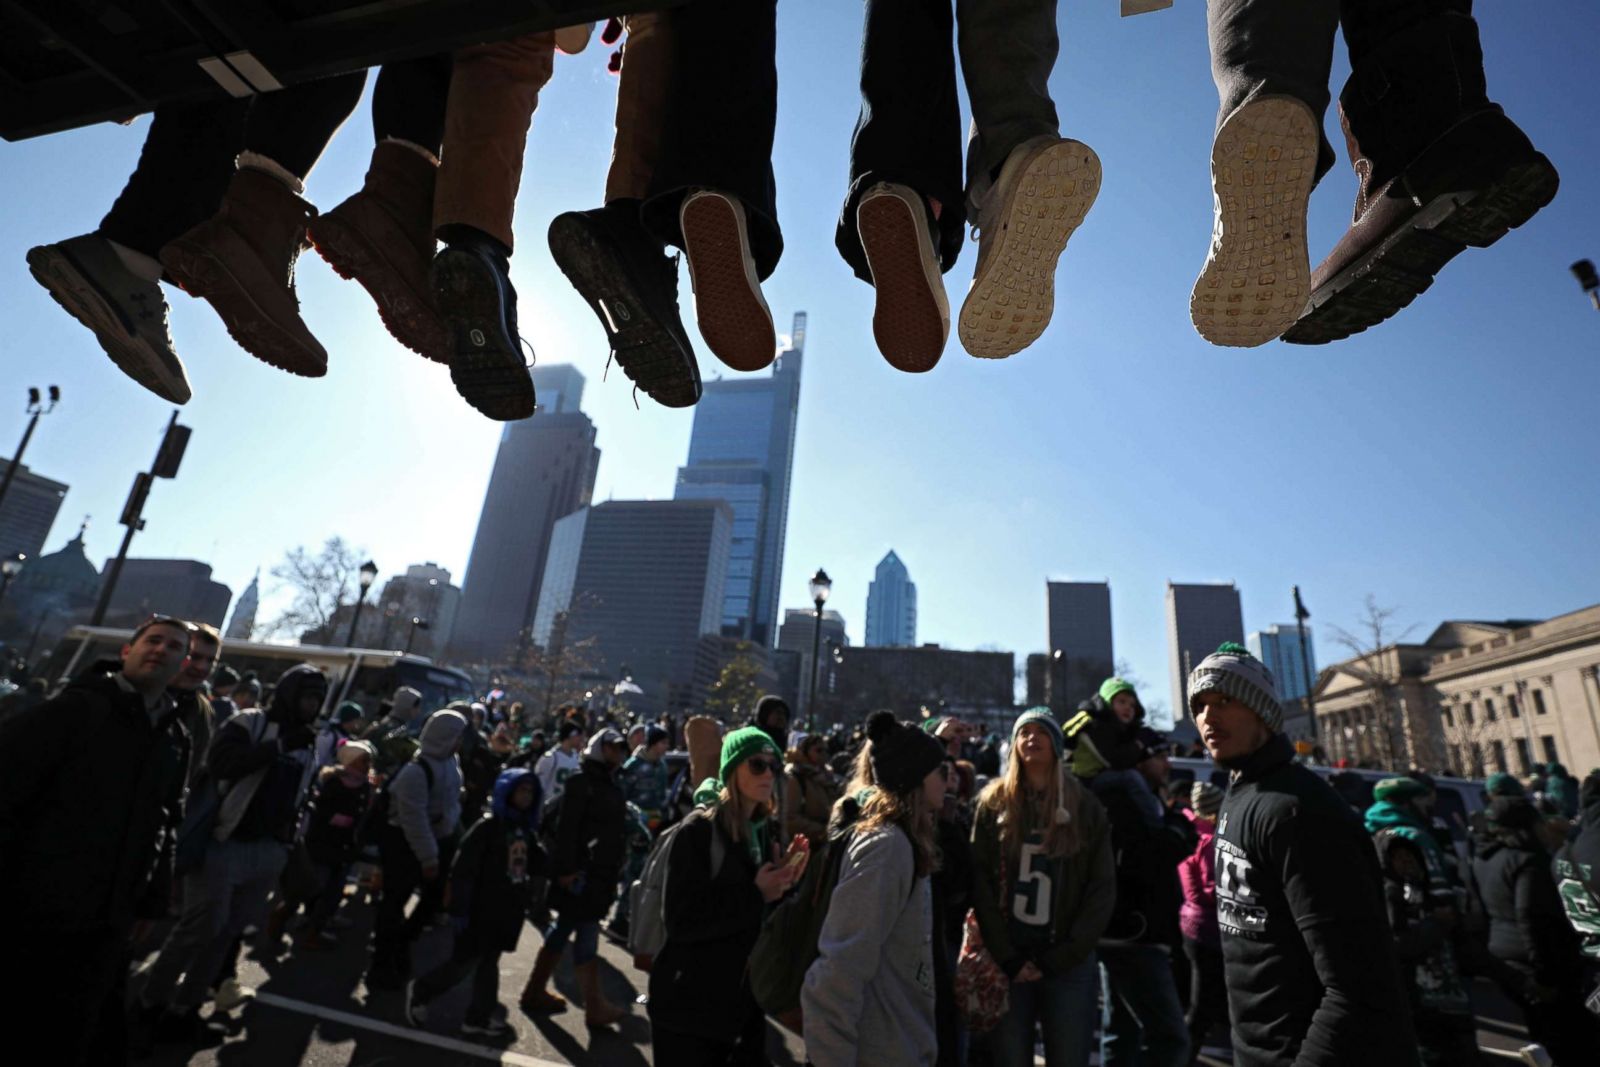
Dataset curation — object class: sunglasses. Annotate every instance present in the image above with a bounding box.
[744,758,780,776]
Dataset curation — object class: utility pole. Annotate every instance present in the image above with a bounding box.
[0,386,61,517]
[91,411,190,626]
[1293,586,1318,742]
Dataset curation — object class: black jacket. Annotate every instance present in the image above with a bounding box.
[549,757,627,920]
[1554,782,1600,966]
[648,807,766,1043]
[448,812,545,953]
[1215,733,1417,1067]
[209,664,324,842]
[1475,798,1583,987]
[1088,768,1188,946]
[0,663,188,932]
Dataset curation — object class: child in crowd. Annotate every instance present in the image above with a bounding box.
[300,739,375,947]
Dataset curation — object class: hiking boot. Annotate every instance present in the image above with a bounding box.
[431,237,536,421]
[958,136,1101,360]
[1189,95,1319,348]
[575,959,627,1029]
[27,234,193,404]
[548,200,702,407]
[309,141,451,362]
[1282,13,1559,345]
[679,190,777,372]
[857,183,950,373]
[519,945,567,1014]
[159,166,327,376]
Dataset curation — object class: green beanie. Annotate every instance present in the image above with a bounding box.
[720,725,780,785]
[335,701,365,725]
[1099,677,1137,705]
[1485,772,1525,798]
[1373,777,1430,803]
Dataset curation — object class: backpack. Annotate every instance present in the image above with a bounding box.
[358,756,435,848]
[627,809,727,970]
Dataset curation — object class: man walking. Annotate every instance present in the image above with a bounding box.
[1189,642,1417,1066]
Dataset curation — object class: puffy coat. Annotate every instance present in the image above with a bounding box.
[783,761,840,845]
[1178,808,1219,946]
[1474,796,1583,988]
[549,756,628,920]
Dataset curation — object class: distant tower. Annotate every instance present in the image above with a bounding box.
[226,569,260,640]
[864,550,917,647]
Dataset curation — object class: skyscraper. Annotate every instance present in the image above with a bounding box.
[225,570,259,640]
[1248,624,1317,704]
[674,312,805,646]
[1046,580,1115,705]
[1167,581,1245,728]
[864,550,916,647]
[99,559,231,629]
[452,365,601,662]
[0,463,67,560]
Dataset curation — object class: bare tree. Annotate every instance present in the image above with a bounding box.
[504,597,606,722]
[703,642,766,724]
[1328,596,1420,771]
[263,537,366,641]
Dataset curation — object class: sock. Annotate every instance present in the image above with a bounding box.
[105,239,164,282]
[235,152,305,195]
[381,137,440,166]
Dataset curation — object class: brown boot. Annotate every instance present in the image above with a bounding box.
[518,946,567,1014]
[1283,12,1558,345]
[159,167,327,376]
[574,959,626,1029]
[308,141,451,363]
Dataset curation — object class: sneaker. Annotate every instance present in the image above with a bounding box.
[26,234,192,403]
[1189,95,1319,347]
[460,1018,513,1039]
[958,136,1101,359]
[548,200,702,408]
[857,183,950,373]
[402,980,427,1028]
[431,239,536,421]
[211,978,255,1013]
[679,190,777,372]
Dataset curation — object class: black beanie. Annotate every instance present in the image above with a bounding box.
[866,711,946,795]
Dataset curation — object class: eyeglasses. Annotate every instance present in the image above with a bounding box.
[745,758,780,776]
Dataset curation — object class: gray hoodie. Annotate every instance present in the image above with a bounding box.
[388,709,465,866]
[802,826,937,1067]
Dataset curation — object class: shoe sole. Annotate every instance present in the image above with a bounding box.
[460,1023,511,1038]
[1281,155,1559,345]
[959,139,1101,359]
[1189,96,1318,348]
[160,239,328,376]
[548,212,702,407]
[431,248,536,421]
[25,245,193,403]
[308,213,451,363]
[680,192,776,372]
[859,187,949,373]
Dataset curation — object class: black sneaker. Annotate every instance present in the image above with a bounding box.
[548,200,702,408]
[460,1017,513,1039]
[431,238,536,421]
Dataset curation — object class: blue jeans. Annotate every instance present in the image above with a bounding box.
[993,955,1097,1067]
[1099,943,1190,1067]
[543,913,600,965]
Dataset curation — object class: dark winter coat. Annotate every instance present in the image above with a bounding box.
[549,757,627,920]
[1474,797,1584,988]
[1553,776,1600,964]
[1087,767,1188,946]
[304,769,371,865]
[0,662,188,932]
[209,664,325,843]
[448,770,545,953]
[648,806,765,1043]
[1214,733,1417,1067]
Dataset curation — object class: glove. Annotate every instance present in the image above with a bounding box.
[280,723,316,751]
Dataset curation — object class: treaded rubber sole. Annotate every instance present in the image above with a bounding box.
[959,139,1101,360]
[160,237,328,377]
[431,248,536,421]
[308,211,451,364]
[547,212,702,408]
[26,244,193,403]
[680,192,776,373]
[1190,96,1318,348]
[859,188,949,373]
[1281,155,1559,345]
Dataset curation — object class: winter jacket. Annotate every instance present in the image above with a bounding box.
[1088,767,1187,945]
[1065,694,1144,779]
[534,746,581,801]
[171,687,216,789]
[388,710,466,866]
[1474,797,1583,988]
[1373,829,1473,1025]
[209,664,326,843]
[364,692,423,779]
[970,779,1116,978]
[1215,733,1416,1067]
[0,662,188,931]
[1365,798,1453,907]
[1553,780,1600,963]
[783,762,840,845]
[1179,809,1220,946]
[448,769,545,953]
[648,807,766,1043]
[549,756,627,920]
[305,768,371,865]
[803,825,937,1067]
[620,751,671,825]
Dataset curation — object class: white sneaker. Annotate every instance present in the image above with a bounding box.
[212,978,255,1013]
[858,182,950,373]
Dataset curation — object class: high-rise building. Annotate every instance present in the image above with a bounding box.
[1167,581,1245,731]
[864,550,917,647]
[832,645,1015,727]
[533,500,732,717]
[1046,581,1115,706]
[452,365,601,662]
[0,463,67,560]
[99,558,231,630]
[1248,624,1317,704]
[777,606,848,714]
[345,563,462,659]
[225,570,260,640]
[674,311,805,646]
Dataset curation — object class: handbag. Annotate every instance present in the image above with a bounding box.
[954,907,1010,1033]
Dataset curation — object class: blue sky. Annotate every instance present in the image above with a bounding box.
[3,1,1596,724]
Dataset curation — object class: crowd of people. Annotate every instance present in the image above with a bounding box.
[2,619,1599,1067]
[23,3,1556,417]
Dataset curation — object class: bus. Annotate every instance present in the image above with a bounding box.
[43,626,477,722]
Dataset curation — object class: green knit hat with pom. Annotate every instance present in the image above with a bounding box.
[719,725,780,785]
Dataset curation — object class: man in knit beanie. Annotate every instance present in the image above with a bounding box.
[1190,642,1417,1066]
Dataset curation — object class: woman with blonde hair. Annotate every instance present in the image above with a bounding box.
[971,708,1114,1067]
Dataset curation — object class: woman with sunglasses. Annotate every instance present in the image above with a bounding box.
[648,726,808,1065]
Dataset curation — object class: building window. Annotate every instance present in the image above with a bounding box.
[1491,741,1507,773]
[1484,698,1496,722]
[1515,738,1532,774]
[1448,744,1461,775]
[1541,735,1559,764]
[1507,693,1520,719]
[1442,704,1454,728]
[1470,743,1485,777]
[1533,689,1548,715]
[1463,701,1474,725]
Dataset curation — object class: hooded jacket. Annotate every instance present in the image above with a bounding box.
[1473,795,1582,987]
[1214,732,1417,1067]
[365,687,423,778]
[209,663,325,843]
[1065,692,1145,779]
[0,660,188,931]
[1553,773,1600,963]
[1179,808,1220,946]
[549,755,627,920]
[1088,766,1187,945]
[448,768,545,952]
[1364,798,1454,907]
[388,710,466,866]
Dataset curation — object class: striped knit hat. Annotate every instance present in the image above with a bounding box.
[1187,642,1283,734]
[1012,707,1064,758]
[1190,781,1223,818]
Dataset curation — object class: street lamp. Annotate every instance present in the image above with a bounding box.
[0,386,61,518]
[807,568,832,732]
[0,553,24,613]
[345,560,379,647]
[1573,259,1599,310]
[1293,586,1318,743]
[404,616,429,656]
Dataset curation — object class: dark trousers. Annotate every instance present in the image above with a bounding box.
[412,933,501,1026]
[641,0,782,280]
[3,925,128,1066]
[373,826,456,971]
[1182,938,1228,1062]
[370,55,452,155]
[650,1010,768,1067]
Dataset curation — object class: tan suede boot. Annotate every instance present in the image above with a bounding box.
[574,959,626,1029]
[518,946,568,1014]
